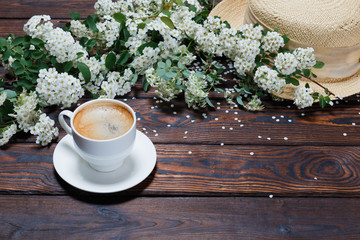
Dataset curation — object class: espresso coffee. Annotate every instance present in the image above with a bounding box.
[73,101,134,140]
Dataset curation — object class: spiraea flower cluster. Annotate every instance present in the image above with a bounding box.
[293,86,314,109]
[0,0,327,146]
[30,113,59,146]
[254,66,286,94]
[100,69,133,99]
[9,90,41,132]
[6,90,59,146]
[0,124,17,146]
[145,67,182,101]
[36,68,84,108]
[23,15,53,39]
[185,72,208,109]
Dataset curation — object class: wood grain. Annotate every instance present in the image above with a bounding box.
[2,143,360,196]
[1,195,360,240]
[0,0,94,19]
[19,98,360,146]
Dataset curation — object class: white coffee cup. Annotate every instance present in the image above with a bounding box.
[58,99,136,172]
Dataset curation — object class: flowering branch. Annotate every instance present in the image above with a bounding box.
[0,0,331,146]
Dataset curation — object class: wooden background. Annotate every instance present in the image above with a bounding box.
[1,1,360,239]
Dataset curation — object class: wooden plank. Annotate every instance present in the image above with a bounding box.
[0,0,95,19]
[2,143,360,196]
[31,98,360,146]
[2,97,360,145]
[1,195,360,239]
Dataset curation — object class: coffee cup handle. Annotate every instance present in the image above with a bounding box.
[58,110,74,136]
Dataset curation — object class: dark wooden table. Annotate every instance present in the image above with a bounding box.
[1,1,360,239]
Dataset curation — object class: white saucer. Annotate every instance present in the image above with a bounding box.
[53,130,157,193]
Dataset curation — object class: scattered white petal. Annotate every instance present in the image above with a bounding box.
[250,152,254,155]
[284,137,288,140]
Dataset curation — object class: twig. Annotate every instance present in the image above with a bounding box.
[299,74,336,96]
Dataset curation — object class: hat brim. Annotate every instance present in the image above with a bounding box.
[210,0,360,100]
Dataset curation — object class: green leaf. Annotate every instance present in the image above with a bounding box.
[205,97,215,108]
[105,52,116,69]
[0,37,7,47]
[3,89,16,99]
[3,48,12,61]
[162,10,171,18]
[70,12,81,20]
[305,83,310,88]
[77,62,91,83]
[14,66,25,75]
[157,68,166,77]
[113,13,126,23]
[76,52,84,59]
[86,15,99,32]
[137,22,146,30]
[64,62,73,72]
[157,61,166,69]
[303,69,311,77]
[131,72,138,85]
[116,51,130,66]
[236,95,245,107]
[28,65,39,73]
[325,88,329,95]
[86,39,97,48]
[166,59,172,67]
[31,50,44,59]
[142,75,149,92]
[285,76,299,86]
[174,0,185,6]
[282,35,290,45]
[11,36,25,46]
[160,16,175,29]
[313,61,325,69]
[30,38,44,46]
[12,61,23,70]
[319,95,326,108]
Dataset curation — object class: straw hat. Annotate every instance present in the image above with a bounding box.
[210,0,360,100]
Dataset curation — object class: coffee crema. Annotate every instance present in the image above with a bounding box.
[73,101,134,140]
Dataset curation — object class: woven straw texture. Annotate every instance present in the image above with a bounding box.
[249,0,360,48]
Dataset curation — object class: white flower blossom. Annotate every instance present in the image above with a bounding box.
[185,72,209,109]
[0,92,7,106]
[293,86,314,109]
[261,31,285,52]
[254,66,286,94]
[9,90,40,132]
[0,124,17,146]
[99,69,133,99]
[275,52,299,75]
[36,68,84,108]
[293,47,316,70]
[45,28,88,63]
[239,24,263,40]
[30,113,59,146]
[23,15,53,40]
